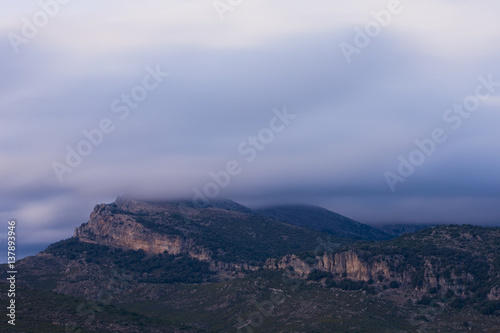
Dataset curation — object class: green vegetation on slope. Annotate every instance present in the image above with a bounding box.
[45,238,215,284]
[256,204,393,240]
[120,204,350,265]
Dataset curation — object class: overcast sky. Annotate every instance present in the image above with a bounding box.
[1,0,500,258]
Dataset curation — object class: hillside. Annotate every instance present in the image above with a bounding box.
[256,204,392,240]
[8,197,355,297]
[73,197,351,267]
[2,198,500,332]
[373,223,437,237]
[267,225,500,316]
[2,268,500,332]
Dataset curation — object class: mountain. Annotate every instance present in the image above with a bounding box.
[373,223,437,237]
[2,197,500,332]
[73,196,352,269]
[267,224,500,314]
[14,197,352,294]
[256,204,393,240]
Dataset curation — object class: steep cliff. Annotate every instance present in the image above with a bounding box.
[71,196,337,273]
[266,251,395,282]
[266,225,500,303]
[3,198,500,332]
[75,203,212,261]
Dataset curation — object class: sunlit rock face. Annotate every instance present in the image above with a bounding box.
[75,201,212,261]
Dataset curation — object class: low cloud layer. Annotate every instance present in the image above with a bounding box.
[1,1,500,256]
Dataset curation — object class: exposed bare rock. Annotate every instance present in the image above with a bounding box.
[266,251,397,284]
[75,203,213,261]
[265,224,500,297]
[488,286,500,301]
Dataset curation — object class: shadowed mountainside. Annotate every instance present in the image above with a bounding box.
[256,204,393,240]
[2,197,500,332]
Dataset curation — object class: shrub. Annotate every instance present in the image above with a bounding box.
[418,296,432,306]
[307,270,332,281]
[479,301,500,315]
[389,281,400,289]
[337,279,364,291]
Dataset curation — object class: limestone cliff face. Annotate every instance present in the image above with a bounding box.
[73,200,261,274]
[265,251,395,282]
[75,203,212,262]
[265,250,465,292]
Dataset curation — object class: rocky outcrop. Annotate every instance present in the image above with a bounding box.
[73,200,261,275]
[265,250,473,293]
[71,199,500,299]
[488,286,500,301]
[265,251,396,282]
[75,203,212,261]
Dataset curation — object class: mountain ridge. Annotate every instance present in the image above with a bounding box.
[256,204,393,240]
[3,196,500,332]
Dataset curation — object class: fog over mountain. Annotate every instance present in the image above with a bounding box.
[1,0,500,257]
